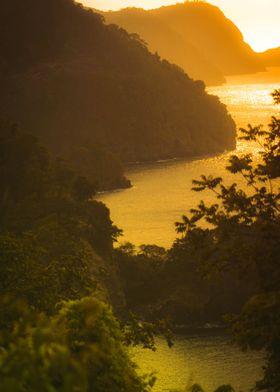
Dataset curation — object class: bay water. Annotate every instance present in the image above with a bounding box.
[97,67,280,392]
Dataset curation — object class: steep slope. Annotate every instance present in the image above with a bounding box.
[0,0,236,190]
[104,8,225,85]
[104,1,264,84]
[151,2,264,76]
[0,121,126,313]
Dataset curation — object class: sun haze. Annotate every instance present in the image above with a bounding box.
[81,0,280,52]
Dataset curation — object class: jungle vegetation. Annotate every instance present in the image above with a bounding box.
[0,0,236,190]
[0,0,279,389]
[0,87,279,390]
[113,90,280,390]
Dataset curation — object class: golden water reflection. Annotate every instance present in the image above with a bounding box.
[97,68,280,248]
[132,335,264,392]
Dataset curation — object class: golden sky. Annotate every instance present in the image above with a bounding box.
[81,0,280,52]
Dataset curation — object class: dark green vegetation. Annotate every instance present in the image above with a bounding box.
[0,123,158,391]
[0,0,278,388]
[173,90,280,391]
[0,0,236,190]
[104,1,264,85]
[0,122,124,311]
[114,242,255,325]
[0,296,154,392]
[0,85,279,389]
[113,90,280,390]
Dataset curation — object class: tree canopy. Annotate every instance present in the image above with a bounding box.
[174,90,280,391]
[0,122,124,313]
[0,0,236,190]
[0,295,155,392]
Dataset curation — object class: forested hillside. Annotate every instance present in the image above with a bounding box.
[0,122,126,311]
[0,121,157,390]
[0,0,236,190]
[103,7,226,85]
[104,1,264,84]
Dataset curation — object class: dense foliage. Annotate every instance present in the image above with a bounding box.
[174,90,280,391]
[0,94,278,392]
[0,295,154,392]
[0,122,160,390]
[0,0,236,190]
[0,122,242,392]
[0,122,124,312]
[114,239,255,325]
[1,1,277,382]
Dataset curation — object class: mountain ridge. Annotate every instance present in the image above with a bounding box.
[103,1,265,85]
[0,0,236,190]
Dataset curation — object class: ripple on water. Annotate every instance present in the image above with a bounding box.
[97,70,279,391]
[97,69,280,248]
[132,335,264,392]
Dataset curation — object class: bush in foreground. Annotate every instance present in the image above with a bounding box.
[0,295,155,392]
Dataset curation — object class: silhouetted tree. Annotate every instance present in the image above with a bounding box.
[175,90,280,391]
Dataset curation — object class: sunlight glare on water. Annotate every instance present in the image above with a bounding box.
[132,336,264,392]
[97,68,280,248]
[97,67,280,392]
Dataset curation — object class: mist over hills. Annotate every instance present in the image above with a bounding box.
[0,0,236,190]
[259,47,280,66]
[103,7,226,85]
[103,1,265,85]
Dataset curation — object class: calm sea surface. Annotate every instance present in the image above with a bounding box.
[97,67,280,248]
[131,335,264,392]
[98,67,280,391]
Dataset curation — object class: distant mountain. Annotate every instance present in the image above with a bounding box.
[104,7,225,85]
[0,0,236,190]
[259,47,280,66]
[104,1,265,85]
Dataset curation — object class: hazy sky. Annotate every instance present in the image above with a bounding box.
[81,0,280,52]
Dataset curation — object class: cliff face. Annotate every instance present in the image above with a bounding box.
[104,2,265,85]
[0,0,236,190]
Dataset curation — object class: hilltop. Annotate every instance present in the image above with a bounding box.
[0,0,236,189]
[104,7,225,85]
[104,1,265,85]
